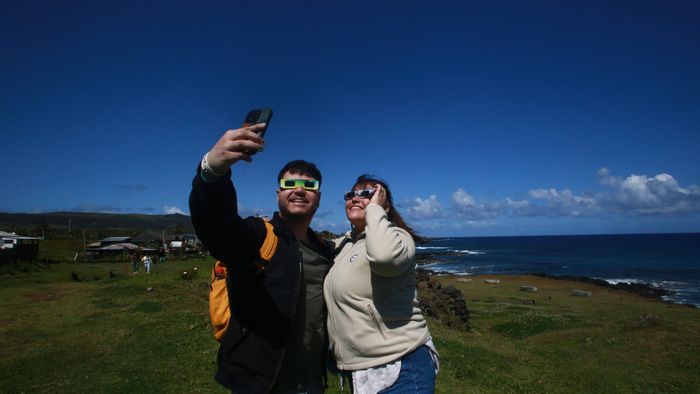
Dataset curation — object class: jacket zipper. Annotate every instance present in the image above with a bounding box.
[366,304,387,340]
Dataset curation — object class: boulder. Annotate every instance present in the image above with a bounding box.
[416,277,470,330]
[520,285,538,292]
[428,280,442,290]
[571,289,592,297]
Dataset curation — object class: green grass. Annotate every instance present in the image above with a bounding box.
[428,276,700,393]
[1,242,699,393]
[0,254,221,393]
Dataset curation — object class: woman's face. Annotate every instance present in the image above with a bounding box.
[345,183,375,230]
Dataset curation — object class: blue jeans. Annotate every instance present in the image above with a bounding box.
[378,345,436,393]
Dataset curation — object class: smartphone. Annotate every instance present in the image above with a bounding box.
[243,108,273,138]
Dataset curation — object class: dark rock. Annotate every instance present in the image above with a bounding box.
[416,277,471,330]
[416,269,431,282]
[528,272,673,300]
[453,305,468,314]
[442,285,458,296]
[428,280,442,290]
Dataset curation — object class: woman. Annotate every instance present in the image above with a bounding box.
[324,174,438,393]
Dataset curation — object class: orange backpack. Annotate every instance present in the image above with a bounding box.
[209,221,278,341]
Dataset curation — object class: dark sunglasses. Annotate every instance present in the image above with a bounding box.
[344,189,375,201]
[279,178,320,191]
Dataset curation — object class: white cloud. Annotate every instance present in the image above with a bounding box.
[504,197,534,216]
[452,189,501,219]
[444,168,700,221]
[596,169,700,215]
[452,189,476,208]
[597,167,619,187]
[405,195,443,219]
[237,203,273,218]
[528,188,597,216]
[164,205,186,215]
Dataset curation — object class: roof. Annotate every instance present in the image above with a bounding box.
[0,231,42,240]
[95,243,141,251]
[100,237,131,243]
[131,235,163,242]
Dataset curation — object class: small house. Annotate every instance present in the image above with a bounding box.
[0,231,43,263]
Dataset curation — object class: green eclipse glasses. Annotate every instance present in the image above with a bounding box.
[279,178,320,191]
[344,189,375,201]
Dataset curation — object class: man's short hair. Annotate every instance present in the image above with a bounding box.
[277,160,322,185]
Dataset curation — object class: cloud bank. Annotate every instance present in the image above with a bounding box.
[164,205,186,215]
[406,195,443,219]
[403,168,700,223]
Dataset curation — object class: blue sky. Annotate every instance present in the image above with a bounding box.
[1,1,699,236]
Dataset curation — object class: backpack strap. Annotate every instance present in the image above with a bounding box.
[209,220,279,342]
[259,221,278,262]
[335,234,352,255]
[254,220,278,271]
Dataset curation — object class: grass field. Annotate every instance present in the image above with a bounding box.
[1,245,699,393]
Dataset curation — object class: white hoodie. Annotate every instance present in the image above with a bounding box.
[324,203,430,371]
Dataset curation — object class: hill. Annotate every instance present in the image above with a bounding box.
[0,211,194,233]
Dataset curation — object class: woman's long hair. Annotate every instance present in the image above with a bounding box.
[352,174,429,244]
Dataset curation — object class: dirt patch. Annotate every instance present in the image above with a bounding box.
[0,341,22,358]
[0,318,16,328]
[23,289,64,303]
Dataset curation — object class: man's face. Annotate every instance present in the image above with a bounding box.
[277,171,321,221]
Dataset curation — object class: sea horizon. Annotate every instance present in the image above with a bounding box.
[428,231,700,240]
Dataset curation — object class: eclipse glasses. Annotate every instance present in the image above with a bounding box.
[279,179,320,191]
[344,189,376,201]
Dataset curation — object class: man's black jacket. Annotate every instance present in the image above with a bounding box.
[189,168,333,393]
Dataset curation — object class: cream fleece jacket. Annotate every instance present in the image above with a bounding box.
[324,203,430,371]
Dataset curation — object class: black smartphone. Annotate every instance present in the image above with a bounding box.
[243,108,273,138]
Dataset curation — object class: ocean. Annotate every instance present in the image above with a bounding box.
[417,233,700,307]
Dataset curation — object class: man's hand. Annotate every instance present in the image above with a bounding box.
[207,124,266,173]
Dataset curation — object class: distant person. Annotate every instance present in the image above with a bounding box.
[324,174,438,393]
[189,122,333,393]
[131,252,140,274]
[142,254,152,274]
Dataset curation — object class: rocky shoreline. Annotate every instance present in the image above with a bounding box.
[417,265,675,301]
[414,251,700,308]
[525,272,674,300]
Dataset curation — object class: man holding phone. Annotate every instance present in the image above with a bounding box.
[189,115,333,393]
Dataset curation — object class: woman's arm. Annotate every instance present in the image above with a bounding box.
[364,203,416,277]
